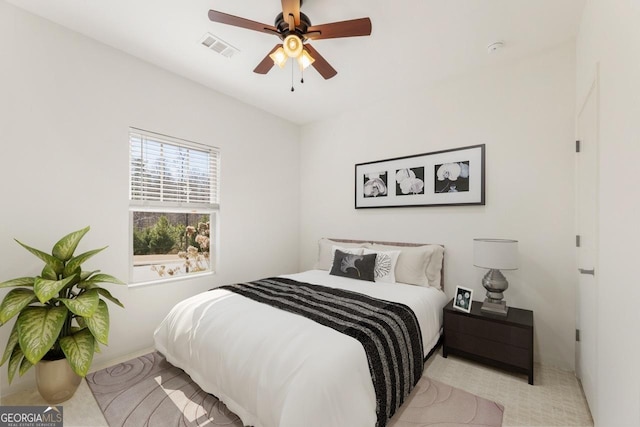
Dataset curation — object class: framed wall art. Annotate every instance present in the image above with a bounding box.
[355,144,485,208]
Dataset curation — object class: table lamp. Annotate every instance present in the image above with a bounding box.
[473,238,518,316]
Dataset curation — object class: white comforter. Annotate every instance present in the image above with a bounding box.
[154,270,448,427]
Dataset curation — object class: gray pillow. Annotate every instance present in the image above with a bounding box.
[329,250,377,282]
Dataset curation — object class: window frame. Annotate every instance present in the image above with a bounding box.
[128,128,220,287]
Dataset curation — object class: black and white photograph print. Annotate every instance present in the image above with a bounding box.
[453,286,473,313]
[395,167,425,196]
[363,172,388,197]
[435,161,470,193]
[354,144,484,208]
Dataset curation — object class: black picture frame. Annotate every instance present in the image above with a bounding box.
[355,144,485,208]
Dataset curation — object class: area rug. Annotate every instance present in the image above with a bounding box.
[86,352,503,427]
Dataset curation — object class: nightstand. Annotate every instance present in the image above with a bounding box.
[443,299,534,385]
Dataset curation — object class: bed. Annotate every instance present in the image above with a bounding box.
[154,239,448,427]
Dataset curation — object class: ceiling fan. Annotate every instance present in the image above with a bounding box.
[208,0,372,80]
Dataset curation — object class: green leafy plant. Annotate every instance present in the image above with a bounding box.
[0,226,124,383]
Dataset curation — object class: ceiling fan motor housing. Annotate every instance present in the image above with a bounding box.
[274,12,312,40]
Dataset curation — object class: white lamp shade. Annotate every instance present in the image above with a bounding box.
[473,239,518,270]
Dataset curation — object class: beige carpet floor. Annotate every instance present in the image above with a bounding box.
[86,351,504,427]
[426,355,593,427]
[2,350,592,426]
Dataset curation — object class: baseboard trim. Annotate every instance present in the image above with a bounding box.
[89,346,156,373]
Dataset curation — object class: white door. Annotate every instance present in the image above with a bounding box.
[576,71,599,421]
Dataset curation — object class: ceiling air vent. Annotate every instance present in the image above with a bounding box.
[200,33,239,58]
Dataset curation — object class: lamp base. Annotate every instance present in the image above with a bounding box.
[481,299,509,316]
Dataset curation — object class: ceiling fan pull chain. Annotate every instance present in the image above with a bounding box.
[301,67,304,84]
[291,60,295,92]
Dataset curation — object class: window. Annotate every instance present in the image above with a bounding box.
[128,128,220,285]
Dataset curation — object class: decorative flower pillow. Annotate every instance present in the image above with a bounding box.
[330,245,364,267]
[363,248,400,283]
[329,249,377,282]
[366,243,444,289]
[315,238,365,270]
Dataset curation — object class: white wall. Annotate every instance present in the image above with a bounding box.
[299,42,577,370]
[7,4,635,421]
[576,1,640,425]
[0,2,300,395]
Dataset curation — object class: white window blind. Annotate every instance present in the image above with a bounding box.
[129,128,219,208]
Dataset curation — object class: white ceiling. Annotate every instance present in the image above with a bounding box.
[7,0,586,124]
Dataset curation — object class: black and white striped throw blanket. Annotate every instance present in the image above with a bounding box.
[220,277,424,427]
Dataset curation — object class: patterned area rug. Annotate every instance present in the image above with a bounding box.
[86,352,503,427]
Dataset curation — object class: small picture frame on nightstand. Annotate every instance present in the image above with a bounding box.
[453,286,473,313]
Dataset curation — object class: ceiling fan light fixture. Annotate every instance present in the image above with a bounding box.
[283,34,303,58]
[297,49,315,70]
[269,46,288,68]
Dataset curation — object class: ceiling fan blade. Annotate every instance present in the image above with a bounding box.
[281,0,301,27]
[254,45,281,74]
[306,18,372,40]
[303,31,321,40]
[208,10,278,35]
[304,44,337,80]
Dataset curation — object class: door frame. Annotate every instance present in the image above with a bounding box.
[575,62,600,420]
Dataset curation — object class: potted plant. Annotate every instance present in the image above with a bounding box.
[0,226,124,403]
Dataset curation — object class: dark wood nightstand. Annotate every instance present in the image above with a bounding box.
[443,299,534,385]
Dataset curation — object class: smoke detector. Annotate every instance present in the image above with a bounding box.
[487,41,504,53]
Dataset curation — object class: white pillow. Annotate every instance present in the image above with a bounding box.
[425,245,444,289]
[362,248,400,283]
[315,238,366,270]
[368,243,444,289]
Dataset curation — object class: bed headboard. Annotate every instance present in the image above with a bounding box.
[328,238,445,290]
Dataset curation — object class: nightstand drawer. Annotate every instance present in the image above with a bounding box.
[445,330,531,369]
[445,312,531,349]
[443,299,534,384]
